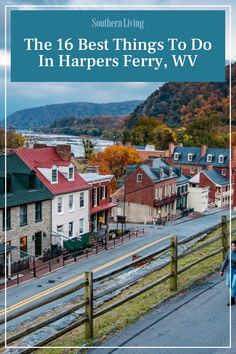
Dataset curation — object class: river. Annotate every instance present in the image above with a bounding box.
[22,132,114,158]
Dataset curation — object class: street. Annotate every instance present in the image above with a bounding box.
[0,209,232,338]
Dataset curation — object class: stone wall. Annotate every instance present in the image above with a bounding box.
[0,200,52,262]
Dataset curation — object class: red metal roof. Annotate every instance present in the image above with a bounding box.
[91,202,117,215]
[14,147,89,195]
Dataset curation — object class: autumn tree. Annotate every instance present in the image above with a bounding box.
[186,113,228,147]
[123,116,176,149]
[89,145,142,180]
[0,128,25,150]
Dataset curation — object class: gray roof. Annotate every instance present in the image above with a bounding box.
[177,174,189,185]
[140,158,177,182]
[201,170,229,186]
[173,147,229,167]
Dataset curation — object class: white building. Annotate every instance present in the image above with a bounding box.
[15,145,90,247]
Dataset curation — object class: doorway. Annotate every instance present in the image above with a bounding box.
[35,232,42,257]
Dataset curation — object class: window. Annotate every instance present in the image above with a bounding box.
[69,194,74,211]
[174,153,179,161]
[185,184,188,192]
[35,201,42,222]
[79,218,84,234]
[188,153,193,162]
[57,197,63,214]
[160,169,164,179]
[207,154,212,163]
[20,205,27,226]
[52,169,58,183]
[57,225,64,234]
[2,207,11,231]
[137,174,142,182]
[68,222,73,238]
[222,169,227,176]
[68,167,74,180]
[93,188,97,207]
[164,185,168,196]
[190,166,195,174]
[20,236,27,257]
[219,155,224,163]
[80,192,84,208]
[101,186,106,199]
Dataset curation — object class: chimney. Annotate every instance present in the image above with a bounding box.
[169,142,175,156]
[142,159,153,166]
[201,144,207,157]
[34,143,47,148]
[206,164,213,170]
[55,145,71,162]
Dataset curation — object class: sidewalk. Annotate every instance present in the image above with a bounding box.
[88,274,234,353]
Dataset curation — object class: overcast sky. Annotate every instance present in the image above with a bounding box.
[0,0,235,120]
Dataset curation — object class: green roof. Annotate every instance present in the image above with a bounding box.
[0,154,53,208]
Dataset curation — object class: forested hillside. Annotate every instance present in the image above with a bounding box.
[6,100,141,130]
[127,63,235,129]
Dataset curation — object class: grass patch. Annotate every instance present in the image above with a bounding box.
[31,220,236,353]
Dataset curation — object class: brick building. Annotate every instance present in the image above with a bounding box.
[79,172,116,233]
[123,159,178,223]
[189,168,232,209]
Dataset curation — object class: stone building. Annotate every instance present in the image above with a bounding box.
[0,154,53,273]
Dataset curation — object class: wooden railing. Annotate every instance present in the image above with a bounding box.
[0,215,233,350]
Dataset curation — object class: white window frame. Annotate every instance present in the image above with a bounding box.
[222,168,227,176]
[93,187,97,207]
[219,155,224,163]
[68,221,73,238]
[101,185,106,199]
[174,153,179,161]
[68,194,74,211]
[80,192,85,208]
[79,218,84,234]
[188,153,193,162]
[155,188,159,200]
[190,166,195,174]
[207,154,212,163]
[164,185,168,196]
[52,168,58,183]
[68,166,74,181]
[57,196,63,214]
[137,174,142,182]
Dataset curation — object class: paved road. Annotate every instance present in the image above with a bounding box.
[0,209,232,335]
[88,274,234,354]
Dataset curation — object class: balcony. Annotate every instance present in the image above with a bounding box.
[215,190,233,199]
[153,194,177,207]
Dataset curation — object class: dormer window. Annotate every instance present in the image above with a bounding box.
[219,155,224,163]
[68,167,74,181]
[188,153,193,162]
[174,153,179,161]
[207,154,212,163]
[169,167,173,177]
[52,168,58,183]
[160,169,164,179]
[137,174,142,182]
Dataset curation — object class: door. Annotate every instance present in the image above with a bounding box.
[35,232,42,257]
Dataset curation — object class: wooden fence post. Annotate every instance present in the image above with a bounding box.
[170,235,178,291]
[221,215,228,260]
[85,271,93,339]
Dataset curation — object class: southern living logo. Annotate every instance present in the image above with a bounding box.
[23,37,213,71]
[91,17,145,30]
